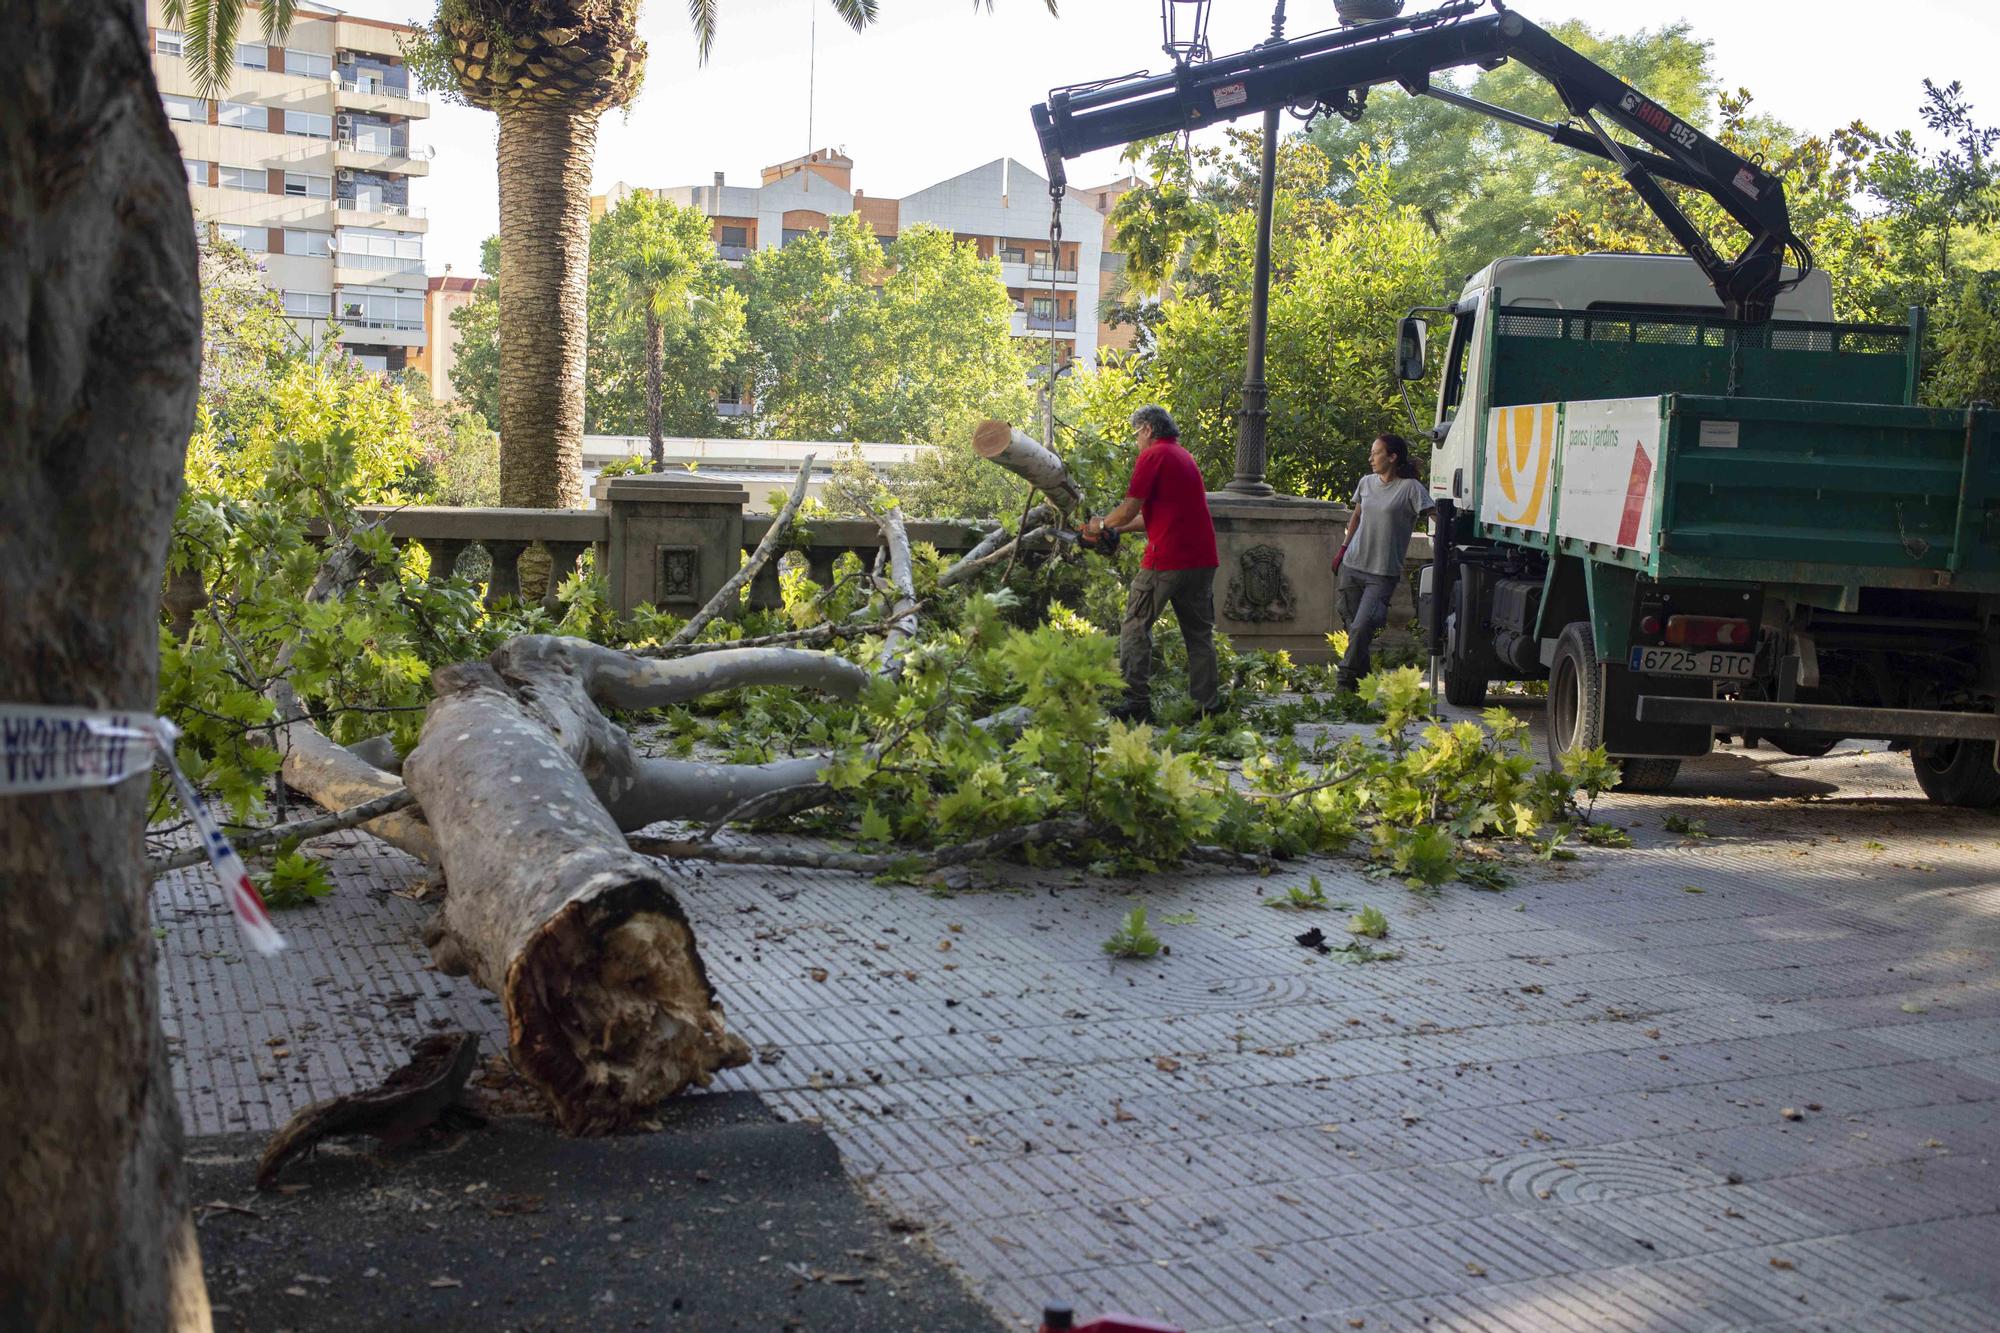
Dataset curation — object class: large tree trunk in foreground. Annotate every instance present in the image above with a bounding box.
[0,3,209,1326]
[406,663,752,1133]
[403,639,868,1129]
[495,105,601,508]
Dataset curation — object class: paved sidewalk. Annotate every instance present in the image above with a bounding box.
[157,725,2000,1330]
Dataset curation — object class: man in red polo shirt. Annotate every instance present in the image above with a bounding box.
[1082,405,1221,722]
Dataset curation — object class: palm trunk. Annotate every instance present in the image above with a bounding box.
[645,306,665,469]
[1,3,209,1327]
[496,105,600,508]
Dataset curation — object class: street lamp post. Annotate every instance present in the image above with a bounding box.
[1224,0,1289,498]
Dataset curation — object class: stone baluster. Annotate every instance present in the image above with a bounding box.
[748,556,784,611]
[805,546,841,591]
[484,539,528,607]
[418,538,469,586]
[543,542,588,613]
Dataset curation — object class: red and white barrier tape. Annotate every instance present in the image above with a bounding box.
[1,704,286,955]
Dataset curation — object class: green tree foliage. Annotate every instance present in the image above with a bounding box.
[590,193,748,450]
[1307,19,1716,280]
[1085,138,1446,497]
[448,235,502,430]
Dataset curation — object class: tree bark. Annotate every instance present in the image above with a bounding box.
[876,503,919,674]
[644,306,664,470]
[972,420,1085,515]
[496,105,600,508]
[0,3,210,1326]
[403,663,752,1133]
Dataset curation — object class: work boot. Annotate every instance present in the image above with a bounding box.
[1334,674,1358,696]
[1108,698,1153,724]
[1195,698,1228,721]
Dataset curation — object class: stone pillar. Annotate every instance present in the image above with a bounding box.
[592,473,750,617]
[1207,492,1349,665]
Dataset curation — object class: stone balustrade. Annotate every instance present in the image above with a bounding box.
[353,473,992,617]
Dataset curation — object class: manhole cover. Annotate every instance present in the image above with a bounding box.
[1486,1148,1728,1206]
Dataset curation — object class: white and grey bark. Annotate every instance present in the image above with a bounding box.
[937,524,1058,586]
[403,664,749,1134]
[147,789,418,876]
[1,3,210,1325]
[938,505,1052,588]
[876,503,919,674]
[662,454,814,650]
[972,420,1085,515]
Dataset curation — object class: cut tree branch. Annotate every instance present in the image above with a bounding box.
[146,788,418,875]
[875,502,919,675]
[630,815,1097,873]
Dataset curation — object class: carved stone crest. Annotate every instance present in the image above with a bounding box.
[658,545,700,604]
[1224,543,1297,623]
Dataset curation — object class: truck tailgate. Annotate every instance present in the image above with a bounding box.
[1658,396,2000,591]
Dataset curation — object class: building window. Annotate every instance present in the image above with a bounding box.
[284,110,332,139]
[720,226,749,247]
[161,93,205,122]
[284,229,331,258]
[283,290,332,319]
[218,100,263,129]
[1031,297,1055,319]
[288,50,332,79]
[284,172,332,199]
[156,29,186,57]
[235,42,268,71]
[347,351,390,373]
[217,223,268,254]
[218,164,265,193]
[999,246,1026,264]
[781,228,813,247]
[184,158,208,185]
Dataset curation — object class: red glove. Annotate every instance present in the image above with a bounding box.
[1331,540,1350,574]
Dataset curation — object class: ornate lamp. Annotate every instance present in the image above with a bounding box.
[1334,0,1405,23]
[1159,0,1213,65]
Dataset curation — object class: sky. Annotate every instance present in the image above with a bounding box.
[331,0,2000,278]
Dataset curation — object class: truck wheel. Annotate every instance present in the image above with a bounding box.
[1441,577,1488,708]
[1546,622,1681,794]
[1910,739,2000,808]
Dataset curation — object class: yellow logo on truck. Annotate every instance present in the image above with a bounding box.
[1492,403,1555,527]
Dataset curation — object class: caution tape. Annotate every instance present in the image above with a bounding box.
[1,704,286,955]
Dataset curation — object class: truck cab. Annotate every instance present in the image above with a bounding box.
[1427,254,1834,511]
[1408,254,2000,806]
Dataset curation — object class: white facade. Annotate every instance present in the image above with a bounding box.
[149,0,433,370]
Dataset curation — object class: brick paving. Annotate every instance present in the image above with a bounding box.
[157,718,2000,1330]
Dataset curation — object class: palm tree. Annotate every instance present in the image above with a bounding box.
[175,0,1057,508]
[613,238,699,469]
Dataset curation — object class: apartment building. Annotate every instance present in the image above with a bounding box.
[594,150,1137,369]
[150,0,433,373]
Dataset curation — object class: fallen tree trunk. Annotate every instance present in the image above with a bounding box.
[972,420,1084,515]
[403,663,752,1134]
[937,504,1052,588]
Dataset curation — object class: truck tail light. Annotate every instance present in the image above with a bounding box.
[1664,615,1750,647]
[1639,613,1662,636]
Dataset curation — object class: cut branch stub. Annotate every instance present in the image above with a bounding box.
[972,420,1085,516]
[402,662,748,1133]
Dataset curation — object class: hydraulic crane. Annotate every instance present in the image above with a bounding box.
[1031,0,1812,323]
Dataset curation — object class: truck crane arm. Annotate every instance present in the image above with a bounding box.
[1032,1,1810,323]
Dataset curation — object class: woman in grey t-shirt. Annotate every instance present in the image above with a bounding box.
[1331,433,1435,692]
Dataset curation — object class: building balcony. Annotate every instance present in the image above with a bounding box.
[333,257,427,290]
[331,75,429,120]
[1025,313,1078,333]
[334,317,425,348]
[334,136,433,177]
[715,401,752,418]
[1030,263,1080,283]
[716,243,752,262]
[335,201,427,231]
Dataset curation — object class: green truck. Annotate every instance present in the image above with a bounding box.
[1408,254,2000,804]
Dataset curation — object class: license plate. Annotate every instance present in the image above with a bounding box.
[1629,646,1753,679]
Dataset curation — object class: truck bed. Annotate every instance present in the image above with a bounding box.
[1471,308,2000,597]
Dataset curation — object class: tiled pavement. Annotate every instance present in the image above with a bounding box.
[157,722,2000,1331]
